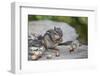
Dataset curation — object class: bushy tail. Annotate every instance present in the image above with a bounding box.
[58,41,73,46]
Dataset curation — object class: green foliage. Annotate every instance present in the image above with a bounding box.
[28,15,88,44]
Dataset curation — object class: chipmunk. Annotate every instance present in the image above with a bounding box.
[28,27,79,58]
[42,27,63,57]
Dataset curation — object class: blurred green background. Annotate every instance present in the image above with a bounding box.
[28,15,88,44]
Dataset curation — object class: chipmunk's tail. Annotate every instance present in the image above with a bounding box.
[58,41,73,46]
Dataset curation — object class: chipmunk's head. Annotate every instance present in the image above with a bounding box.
[54,27,63,38]
[49,27,63,43]
[44,27,63,43]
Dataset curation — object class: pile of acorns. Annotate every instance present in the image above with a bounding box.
[28,46,45,60]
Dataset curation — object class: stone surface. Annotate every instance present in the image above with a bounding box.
[28,20,88,60]
[38,45,88,60]
[28,20,78,42]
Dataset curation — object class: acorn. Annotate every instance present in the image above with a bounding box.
[46,54,52,59]
[35,51,41,56]
[32,55,38,60]
[68,46,75,53]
